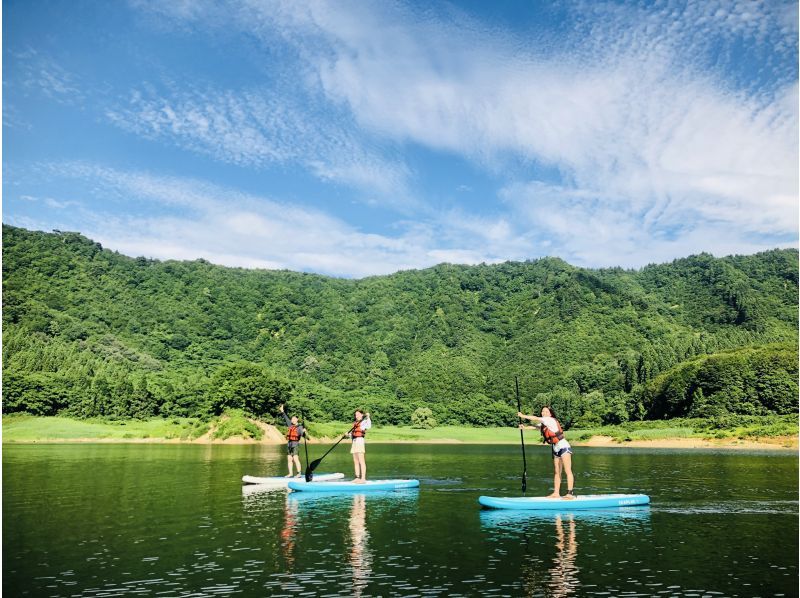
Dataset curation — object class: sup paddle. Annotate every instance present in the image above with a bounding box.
[515,376,527,494]
[301,408,312,482]
[305,421,359,481]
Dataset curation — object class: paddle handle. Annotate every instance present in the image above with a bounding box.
[515,376,527,494]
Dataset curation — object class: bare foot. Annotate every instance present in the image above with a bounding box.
[284,474,293,478]
[353,478,366,484]
[545,493,560,498]
[562,494,576,500]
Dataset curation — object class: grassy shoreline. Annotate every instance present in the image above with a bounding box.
[3,414,797,449]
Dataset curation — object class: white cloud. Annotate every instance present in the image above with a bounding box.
[11,48,84,103]
[17,0,796,274]
[42,163,518,277]
[257,0,797,263]
[104,79,413,208]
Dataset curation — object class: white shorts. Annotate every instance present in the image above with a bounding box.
[552,438,572,458]
[350,437,366,454]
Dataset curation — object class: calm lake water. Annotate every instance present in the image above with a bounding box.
[3,443,798,597]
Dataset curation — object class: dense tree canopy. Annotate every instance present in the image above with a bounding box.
[3,225,797,425]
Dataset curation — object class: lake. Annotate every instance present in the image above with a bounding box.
[3,443,797,596]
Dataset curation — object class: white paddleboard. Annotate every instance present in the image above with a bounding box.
[241,472,345,486]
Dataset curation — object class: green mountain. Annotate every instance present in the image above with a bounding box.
[3,225,797,425]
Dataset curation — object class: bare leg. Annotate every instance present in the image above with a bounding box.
[561,452,575,499]
[293,455,302,476]
[358,453,366,481]
[352,453,361,480]
[285,455,294,477]
[547,457,562,497]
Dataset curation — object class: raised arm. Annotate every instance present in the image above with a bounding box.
[518,411,543,423]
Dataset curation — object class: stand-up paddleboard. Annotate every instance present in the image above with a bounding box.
[242,473,345,486]
[288,479,420,492]
[479,494,650,510]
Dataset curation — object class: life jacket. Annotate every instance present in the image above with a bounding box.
[352,422,366,438]
[540,419,564,445]
[286,425,301,442]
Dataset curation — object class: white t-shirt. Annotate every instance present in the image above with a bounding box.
[539,416,560,434]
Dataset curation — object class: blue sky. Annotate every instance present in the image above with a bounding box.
[4,0,798,277]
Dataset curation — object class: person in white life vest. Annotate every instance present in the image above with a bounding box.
[518,406,575,499]
[347,409,372,483]
[278,404,306,477]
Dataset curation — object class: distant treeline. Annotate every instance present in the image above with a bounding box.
[2,225,798,426]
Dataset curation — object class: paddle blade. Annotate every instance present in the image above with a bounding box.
[304,468,314,483]
[307,458,322,474]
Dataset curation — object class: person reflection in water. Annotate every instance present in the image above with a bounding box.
[280,494,299,571]
[522,514,579,597]
[549,514,579,597]
[348,494,372,597]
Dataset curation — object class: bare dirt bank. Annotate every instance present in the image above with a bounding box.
[8,432,797,450]
[574,435,798,450]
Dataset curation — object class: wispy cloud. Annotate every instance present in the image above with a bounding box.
[277,1,798,262]
[7,1,796,276]
[39,162,517,277]
[128,0,798,268]
[13,194,82,210]
[11,48,85,103]
[104,81,413,208]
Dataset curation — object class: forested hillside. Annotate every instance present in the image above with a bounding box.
[3,225,797,426]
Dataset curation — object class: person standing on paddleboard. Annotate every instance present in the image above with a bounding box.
[518,406,575,499]
[348,410,371,484]
[279,404,307,477]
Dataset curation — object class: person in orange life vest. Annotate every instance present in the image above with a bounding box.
[278,404,307,477]
[346,410,371,484]
[518,406,575,499]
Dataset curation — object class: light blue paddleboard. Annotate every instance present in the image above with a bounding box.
[288,479,420,492]
[478,494,650,510]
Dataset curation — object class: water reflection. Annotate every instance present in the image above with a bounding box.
[348,494,372,597]
[480,506,651,529]
[545,514,579,597]
[281,494,300,571]
[241,481,285,499]
[481,507,651,596]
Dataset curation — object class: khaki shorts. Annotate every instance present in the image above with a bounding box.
[350,437,366,454]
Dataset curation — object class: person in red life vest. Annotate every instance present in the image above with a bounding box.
[278,404,307,477]
[518,406,575,499]
[347,410,372,483]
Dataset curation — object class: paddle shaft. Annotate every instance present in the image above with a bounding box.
[306,421,359,475]
[301,408,309,465]
[516,376,527,493]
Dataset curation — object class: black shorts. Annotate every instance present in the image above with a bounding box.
[287,443,300,456]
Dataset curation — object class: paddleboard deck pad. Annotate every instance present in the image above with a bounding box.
[288,479,420,492]
[242,473,345,486]
[479,493,650,510]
